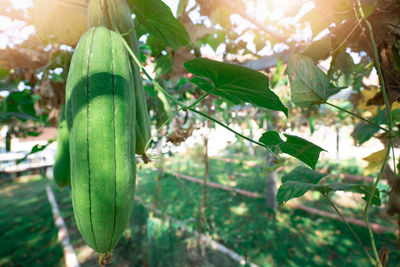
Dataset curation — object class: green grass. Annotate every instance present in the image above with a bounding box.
[0,176,64,267]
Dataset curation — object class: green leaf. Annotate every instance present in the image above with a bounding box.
[300,37,331,62]
[392,108,400,123]
[286,54,330,108]
[16,139,56,164]
[190,77,214,91]
[155,88,172,127]
[377,182,390,202]
[354,124,379,145]
[328,52,355,87]
[282,166,327,184]
[270,57,284,89]
[277,181,317,204]
[259,131,284,146]
[278,181,380,205]
[309,116,315,134]
[3,90,38,122]
[277,166,327,204]
[146,34,167,57]
[185,58,288,116]
[27,131,41,137]
[277,166,380,205]
[129,0,190,49]
[327,86,347,98]
[154,53,172,76]
[279,134,325,169]
[354,108,387,145]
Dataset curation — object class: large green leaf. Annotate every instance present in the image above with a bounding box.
[278,134,325,169]
[277,166,380,205]
[282,166,327,184]
[328,52,355,87]
[259,131,284,146]
[128,0,190,49]
[353,108,387,145]
[277,166,327,204]
[259,132,324,168]
[300,37,331,62]
[146,34,167,57]
[3,90,38,121]
[278,181,380,205]
[154,53,172,76]
[185,58,288,116]
[286,54,330,108]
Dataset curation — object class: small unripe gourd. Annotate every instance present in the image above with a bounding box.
[53,104,70,188]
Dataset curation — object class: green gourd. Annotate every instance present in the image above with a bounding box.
[53,104,70,188]
[65,26,136,254]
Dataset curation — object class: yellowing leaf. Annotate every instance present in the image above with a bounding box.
[358,86,379,117]
[364,162,383,176]
[392,102,400,110]
[32,0,88,46]
[363,149,387,164]
[362,149,388,176]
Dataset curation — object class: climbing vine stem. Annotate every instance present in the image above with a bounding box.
[355,1,394,266]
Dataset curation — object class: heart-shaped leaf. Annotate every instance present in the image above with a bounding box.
[185,58,288,116]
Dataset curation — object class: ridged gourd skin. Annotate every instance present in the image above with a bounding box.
[53,104,71,188]
[113,0,151,156]
[88,0,151,155]
[65,26,136,253]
